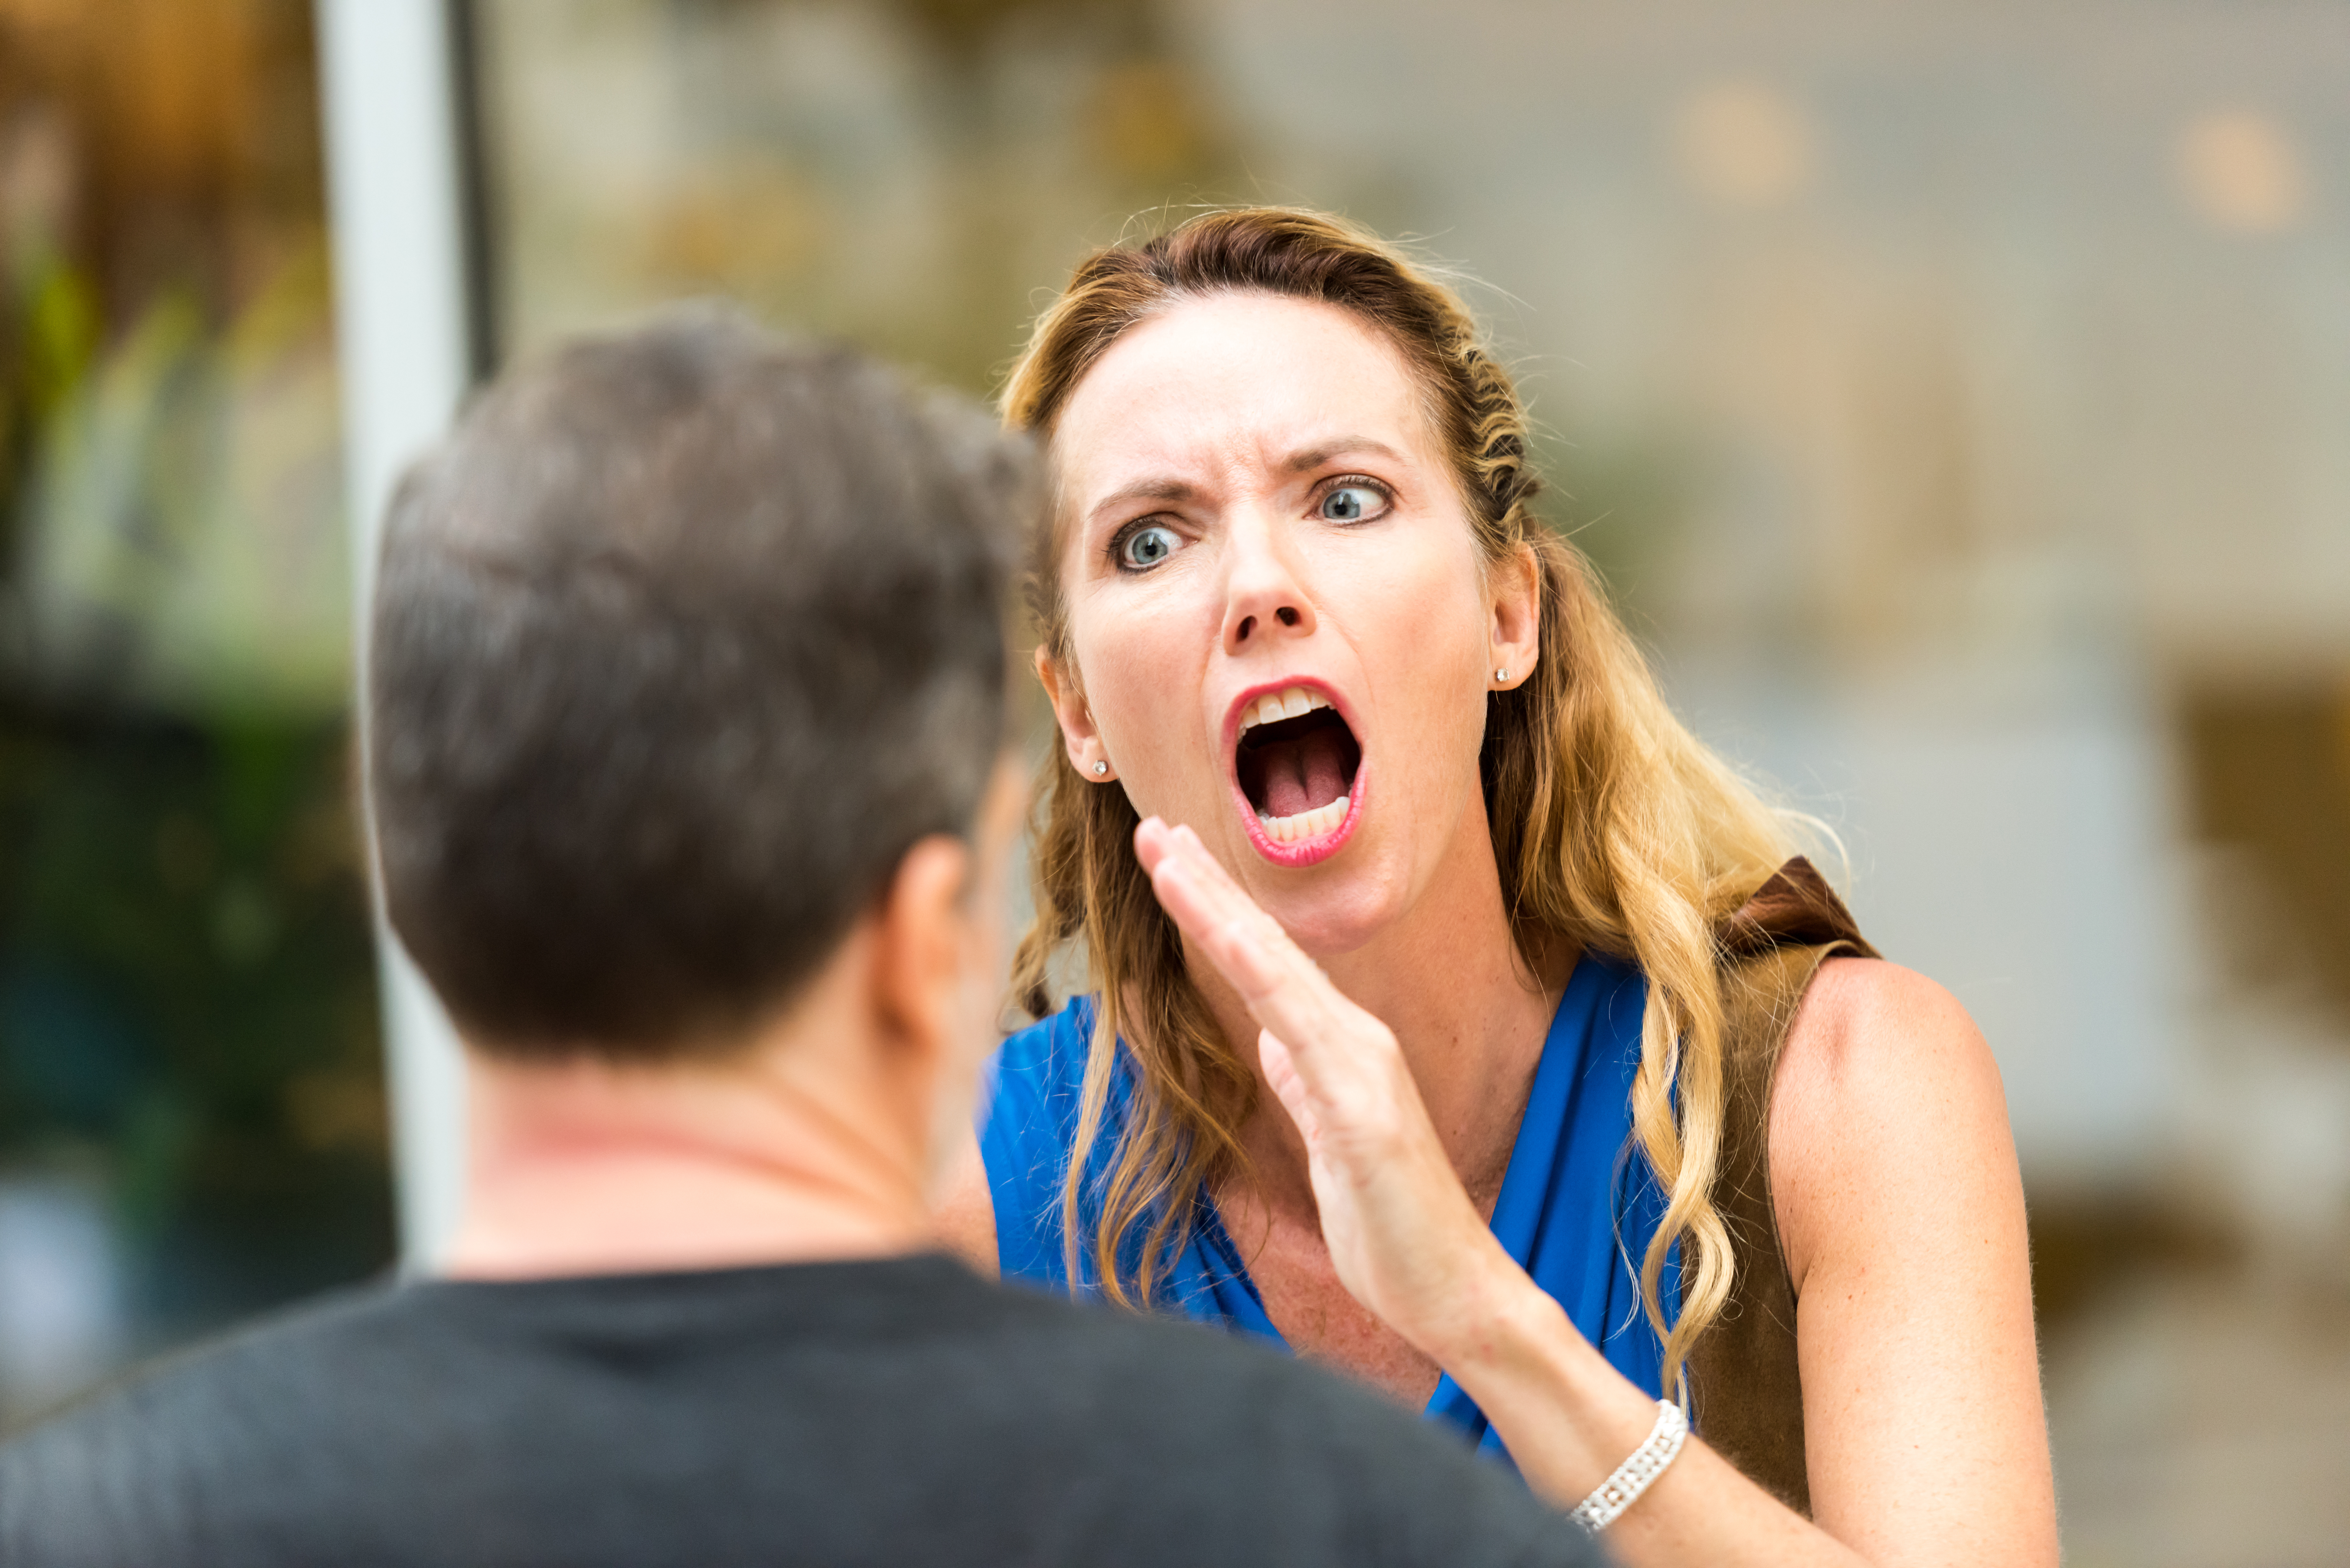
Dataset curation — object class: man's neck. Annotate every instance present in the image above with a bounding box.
[440,994,936,1280]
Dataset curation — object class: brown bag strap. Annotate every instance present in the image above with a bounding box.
[1685,857,1879,1516]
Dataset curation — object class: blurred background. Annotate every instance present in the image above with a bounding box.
[3,0,2346,1562]
[0,0,390,1430]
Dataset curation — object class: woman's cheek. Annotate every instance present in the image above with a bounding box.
[1088,634,1204,814]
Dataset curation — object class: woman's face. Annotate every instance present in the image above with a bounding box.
[1043,292,1539,956]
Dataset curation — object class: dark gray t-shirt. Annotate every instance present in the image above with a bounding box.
[0,1253,1600,1568]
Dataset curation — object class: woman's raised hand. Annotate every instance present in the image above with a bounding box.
[1132,817,1524,1360]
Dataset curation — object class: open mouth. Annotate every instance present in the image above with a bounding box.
[1234,685,1363,850]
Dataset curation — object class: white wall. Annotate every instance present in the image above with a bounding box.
[315,0,474,1270]
[1674,648,2191,1189]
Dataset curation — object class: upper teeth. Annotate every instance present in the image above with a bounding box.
[1238,685,1330,734]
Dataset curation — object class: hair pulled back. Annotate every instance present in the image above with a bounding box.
[1000,207,1792,1398]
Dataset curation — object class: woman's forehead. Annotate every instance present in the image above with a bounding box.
[1052,292,1438,493]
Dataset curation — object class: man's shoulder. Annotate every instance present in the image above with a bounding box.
[0,1262,1599,1568]
[968,1285,1592,1564]
[7,1279,414,1432]
[0,1279,420,1566]
[8,1277,409,1443]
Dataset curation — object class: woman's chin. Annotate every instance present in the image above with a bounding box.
[1238,856,1414,961]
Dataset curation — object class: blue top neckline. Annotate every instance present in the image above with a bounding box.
[1176,952,1652,1424]
[977,947,1676,1463]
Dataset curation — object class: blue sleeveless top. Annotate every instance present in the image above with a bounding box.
[976,951,1679,1462]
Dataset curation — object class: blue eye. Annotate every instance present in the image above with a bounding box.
[1117,523,1181,571]
[1319,484,1385,522]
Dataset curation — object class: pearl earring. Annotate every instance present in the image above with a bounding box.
[1092,759,1109,776]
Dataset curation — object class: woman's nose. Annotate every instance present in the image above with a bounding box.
[1220,518,1317,652]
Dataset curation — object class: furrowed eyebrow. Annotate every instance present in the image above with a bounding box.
[1086,477,1196,528]
[1083,439,1406,527]
[1282,438,1409,474]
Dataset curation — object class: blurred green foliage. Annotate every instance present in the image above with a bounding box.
[0,0,389,1396]
[0,703,391,1344]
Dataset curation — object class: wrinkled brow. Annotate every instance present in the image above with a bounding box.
[1281,437,1409,473]
[1083,476,1198,528]
[1079,437,1412,530]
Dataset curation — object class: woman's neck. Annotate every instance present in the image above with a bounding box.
[1201,790,1568,1216]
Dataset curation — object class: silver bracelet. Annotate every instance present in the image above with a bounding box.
[1568,1399,1689,1532]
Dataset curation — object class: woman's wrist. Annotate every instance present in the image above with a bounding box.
[1352,1215,1533,1375]
[1424,1250,1666,1508]
[1403,1236,1560,1372]
[1437,1247,1595,1405]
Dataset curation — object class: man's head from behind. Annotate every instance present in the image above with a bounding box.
[368,311,1024,1092]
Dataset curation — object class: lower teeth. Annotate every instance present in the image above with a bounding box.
[1259,799,1346,843]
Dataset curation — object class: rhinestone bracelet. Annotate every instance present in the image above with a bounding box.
[1568,1398,1689,1532]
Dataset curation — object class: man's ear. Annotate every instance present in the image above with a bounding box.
[1035,647,1111,780]
[1489,542,1542,688]
[869,835,974,1061]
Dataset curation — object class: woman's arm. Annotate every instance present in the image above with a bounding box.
[1133,818,2056,1568]
[1768,957,2055,1564]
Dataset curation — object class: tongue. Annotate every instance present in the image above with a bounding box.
[1259,726,1352,818]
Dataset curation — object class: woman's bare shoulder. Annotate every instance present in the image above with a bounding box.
[1765,956,2020,1292]
[1775,955,1994,1093]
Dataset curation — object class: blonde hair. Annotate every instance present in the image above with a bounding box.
[1000,207,1791,1398]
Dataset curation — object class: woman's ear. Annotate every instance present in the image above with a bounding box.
[1035,646,1114,780]
[1489,542,1542,690]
